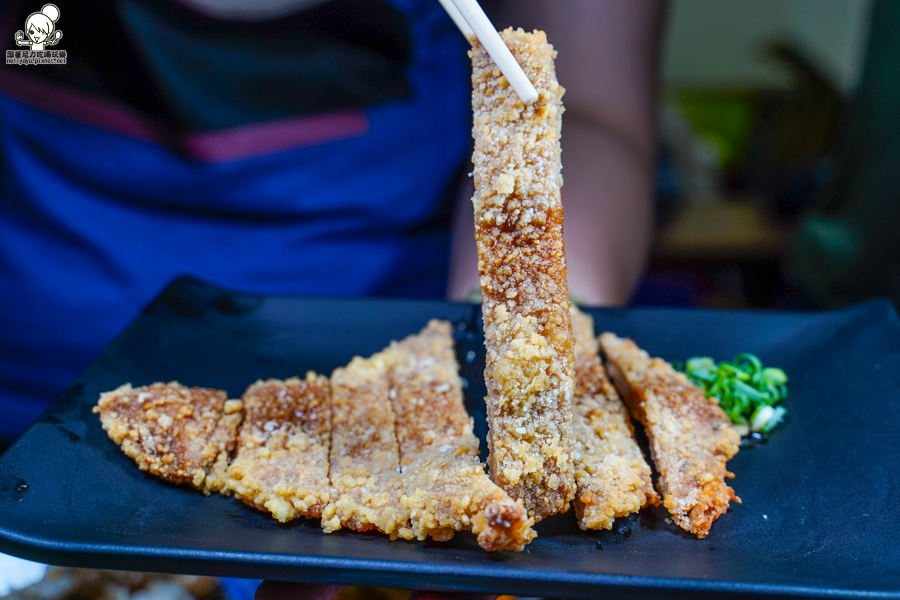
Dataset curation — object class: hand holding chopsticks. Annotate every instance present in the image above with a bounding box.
[438,0,539,104]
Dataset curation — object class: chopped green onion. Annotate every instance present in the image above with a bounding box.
[750,405,774,431]
[677,353,788,436]
[761,367,788,385]
[759,406,787,433]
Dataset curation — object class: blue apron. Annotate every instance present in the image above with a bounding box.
[0,0,471,439]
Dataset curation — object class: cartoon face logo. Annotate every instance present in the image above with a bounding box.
[15,4,63,51]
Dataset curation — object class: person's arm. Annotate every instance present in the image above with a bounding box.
[447,0,664,306]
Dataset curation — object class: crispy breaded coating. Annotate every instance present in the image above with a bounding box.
[599,333,741,538]
[94,381,242,494]
[322,353,408,538]
[469,28,576,520]
[225,374,332,522]
[569,307,659,530]
[386,320,535,551]
[388,321,472,457]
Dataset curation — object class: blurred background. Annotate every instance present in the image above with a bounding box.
[639,0,876,309]
[1,0,896,599]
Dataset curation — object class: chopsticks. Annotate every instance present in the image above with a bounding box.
[439,0,539,105]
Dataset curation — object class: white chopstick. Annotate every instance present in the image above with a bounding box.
[441,0,539,105]
[437,0,473,37]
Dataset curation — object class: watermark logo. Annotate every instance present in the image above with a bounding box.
[7,4,65,65]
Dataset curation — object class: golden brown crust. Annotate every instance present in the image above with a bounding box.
[470,28,576,520]
[569,308,659,530]
[94,381,243,494]
[225,374,332,522]
[94,321,538,550]
[386,320,535,551]
[322,352,408,537]
[599,333,741,538]
[204,407,243,495]
[388,320,472,458]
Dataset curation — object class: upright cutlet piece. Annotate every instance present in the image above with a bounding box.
[469,28,576,520]
[225,374,332,522]
[386,320,535,551]
[599,333,741,538]
[322,352,408,538]
[569,307,658,530]
[94,381,243,494]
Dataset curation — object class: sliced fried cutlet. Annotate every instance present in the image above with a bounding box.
[385,320,535,551]
[470,28,576,520]
[569,307,658,530]
[225,373,332,522]
[322,352,408,538]
[599,333,741,538]
[94,381,243,494]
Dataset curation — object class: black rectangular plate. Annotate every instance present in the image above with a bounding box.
[1,277,899,599]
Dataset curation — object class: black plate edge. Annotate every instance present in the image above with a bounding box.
[135,274,900,323]
[143,274,482,318]
[2,526,898,600]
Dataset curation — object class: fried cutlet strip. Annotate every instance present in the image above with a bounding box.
[569,307,659,530]
[385,320,535,551]
[94,381,243,494]
[225,374,332,522]
[469,28,576,520]
[599,333,741,538]
[322,352,408,538]
[387,321,472,458]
